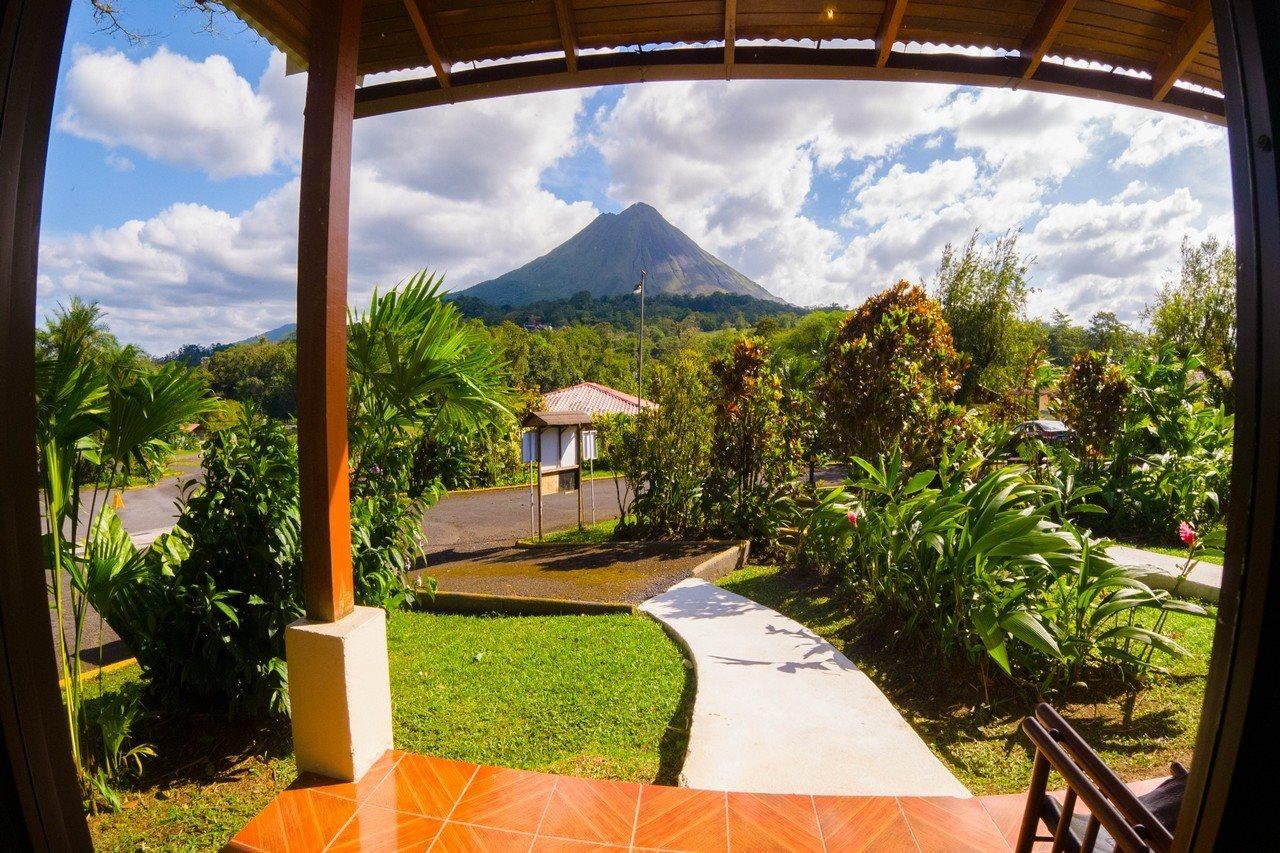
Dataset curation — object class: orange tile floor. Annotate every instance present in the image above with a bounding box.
[228,749,1028,852]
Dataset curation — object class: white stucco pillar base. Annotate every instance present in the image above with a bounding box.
[285,605,394,782]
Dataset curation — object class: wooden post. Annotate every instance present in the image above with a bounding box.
[296,0,362,623]
[535,427,544,540]
[575,423,584,530]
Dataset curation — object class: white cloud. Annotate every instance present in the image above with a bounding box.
[42,44,1233,351]
[1024,189,1206,320]
[42,52,596,352]
[104,152,135,172]
[847,158,979,226]
[57,47,301,180]
[1112,113,1224,169]
[592,80,1231,318]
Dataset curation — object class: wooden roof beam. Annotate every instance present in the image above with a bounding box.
[1020,0,1076,80]
[875,0,909,68]
[724,0,736,75]
[553,0,579,74]
[1152,0,1214,101]
[402,0,451,89]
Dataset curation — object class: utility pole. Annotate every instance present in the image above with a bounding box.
[633,269,646,413]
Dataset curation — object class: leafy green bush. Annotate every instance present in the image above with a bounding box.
[615,351,713,538]
[1058,350,1129,457]
[35,298,213,804]
[701,338,800,546]
[117,408,303,718]
[832,452,1205,688]
[817,281,964,467]
[1046,345,1232,540]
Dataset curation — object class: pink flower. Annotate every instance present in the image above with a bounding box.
[1178,521,1197,547]
[847,511,859,527]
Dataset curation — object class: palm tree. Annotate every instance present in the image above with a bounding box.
[347,270,511,475]
[36,302,213,787]
[344,271,512,598]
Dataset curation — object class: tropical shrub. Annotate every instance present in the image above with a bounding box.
[615,351,713,538]
[95,275,512,721]
[1058,350,1129,457]
[1046,345,1232,540]
[836,452,1205,688]
[701,338,800,546]
[818,281,964,467]
[779,486,856,577]
[35,299,212,805]
[113,408,303,718]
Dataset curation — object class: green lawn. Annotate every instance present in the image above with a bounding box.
[718,565,1214,796]
[88,608,690,851]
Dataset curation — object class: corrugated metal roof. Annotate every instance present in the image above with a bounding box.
[542,382,656,416]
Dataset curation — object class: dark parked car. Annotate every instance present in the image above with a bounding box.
[1014,419,1074,444]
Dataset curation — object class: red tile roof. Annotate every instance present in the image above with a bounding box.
[542,382,655,416]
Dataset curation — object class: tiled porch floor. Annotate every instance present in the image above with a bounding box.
[228,750,1025,852]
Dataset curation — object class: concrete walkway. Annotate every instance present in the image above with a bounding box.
[640,578,970,798]
[1109,545,1222,602]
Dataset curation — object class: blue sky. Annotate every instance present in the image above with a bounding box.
[39,2,1233,354]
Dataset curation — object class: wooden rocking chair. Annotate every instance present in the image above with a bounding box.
[1016,703,1186,853]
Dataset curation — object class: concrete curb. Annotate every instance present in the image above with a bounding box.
[689,540,750,582]
[1131,569,1221,603]
[416,540,750,616]
[416,590,635,616]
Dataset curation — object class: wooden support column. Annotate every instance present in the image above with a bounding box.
[297,0,362,623]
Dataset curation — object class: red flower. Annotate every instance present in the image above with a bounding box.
[847,511,859,527]
[1178,521,1197,547]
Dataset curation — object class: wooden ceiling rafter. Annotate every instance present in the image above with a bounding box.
[1151,0,1214,101]
[1020,0,1077,80]
[228,0,1227,122]
[874,0,909,68]
[553,0,579,74]
[401,0,451,89]
[724,0,737,76]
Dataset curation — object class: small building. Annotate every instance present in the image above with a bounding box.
[521,410,594,536]
[542,381,656,417]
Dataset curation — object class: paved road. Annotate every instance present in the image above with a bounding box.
[424,477,625,553]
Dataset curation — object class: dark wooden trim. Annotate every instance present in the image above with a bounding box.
[1177,1,1280,847]
[1020,0,1077,80]
[552,0,578,75]
[0,0,93,847]
[874,0,908,68]
[296,0,361,623]
[402,0,450,89]
[354,44,1226,124]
